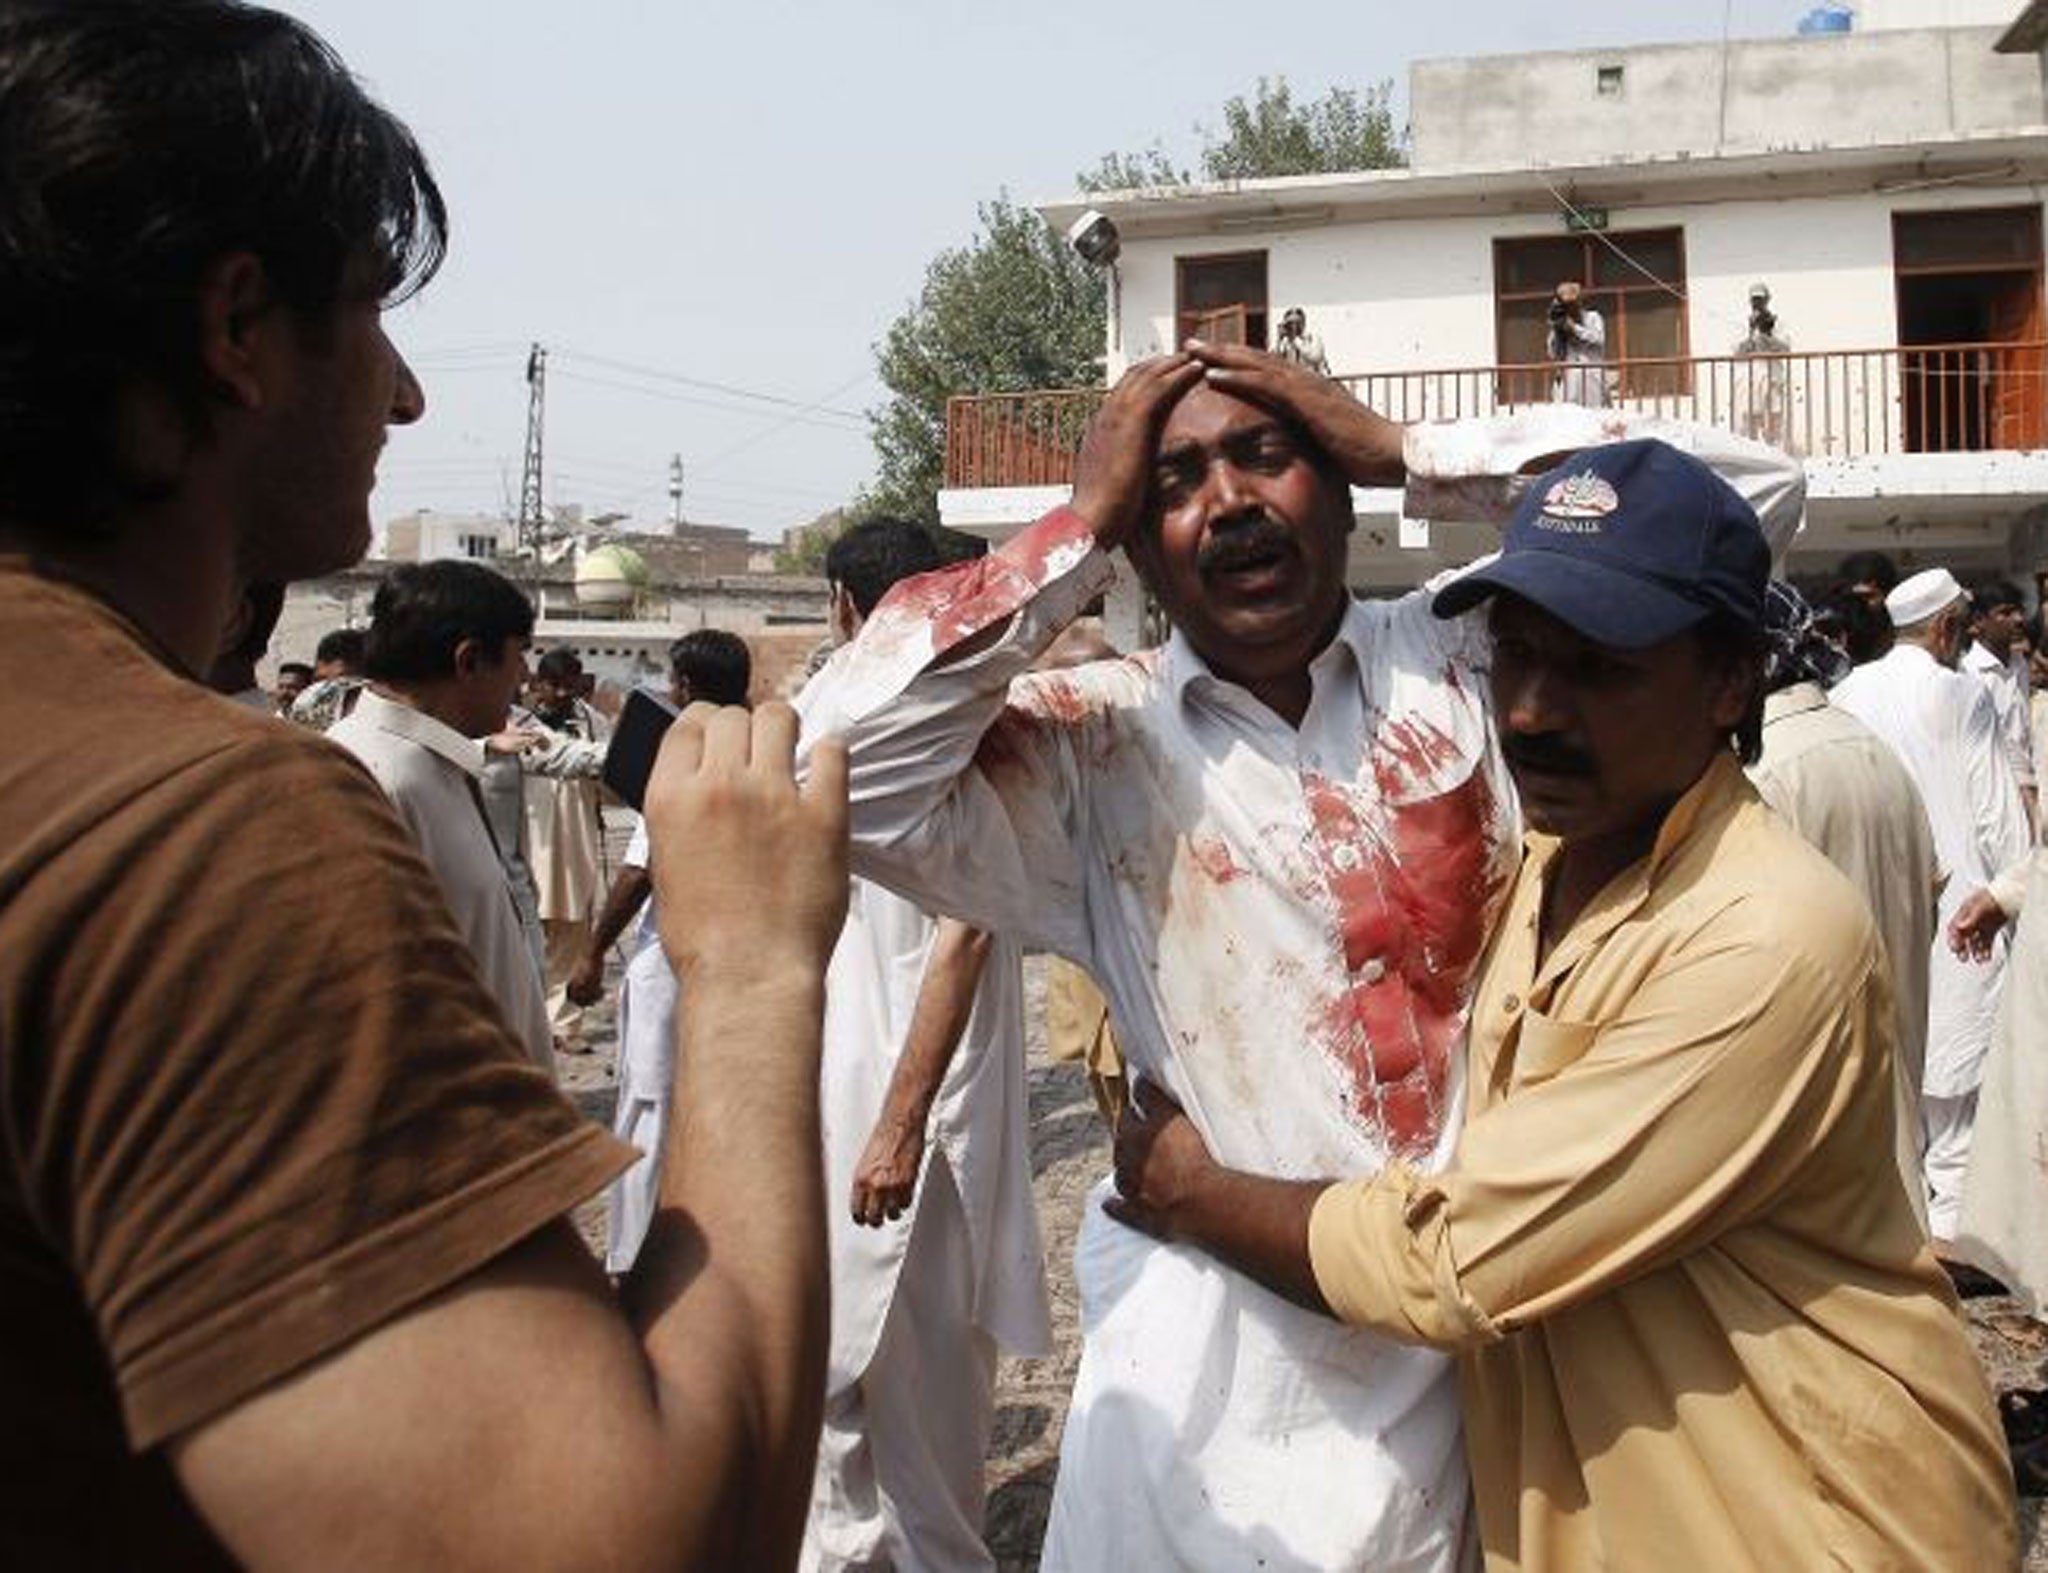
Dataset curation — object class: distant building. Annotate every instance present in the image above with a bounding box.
[379,510,513,564]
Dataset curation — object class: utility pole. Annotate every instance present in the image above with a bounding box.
[668,453,685,534]
[518,342,547,557]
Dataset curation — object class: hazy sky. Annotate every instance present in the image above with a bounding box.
[281,1,1809,542]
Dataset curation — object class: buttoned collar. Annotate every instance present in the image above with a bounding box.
[1160,596,1370,712]
[353,686,486,777]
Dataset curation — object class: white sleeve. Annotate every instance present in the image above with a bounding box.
[624,818,649,871]
[1961,682,2032,878]
[1400,411,1806,565]
[794,508,1117,960]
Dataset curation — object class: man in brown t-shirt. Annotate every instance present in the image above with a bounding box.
[0,7,845,1567]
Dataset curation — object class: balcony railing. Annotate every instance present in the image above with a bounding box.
[943,341,2048,490]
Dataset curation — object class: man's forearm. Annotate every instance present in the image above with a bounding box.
[1172,1166,1334,1317]
[880,921,990,1127]
[585,866,652,960]
[620,967,829,1568]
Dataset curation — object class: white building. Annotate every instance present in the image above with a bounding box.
[377,509,514,564]
[942,0,2048,635]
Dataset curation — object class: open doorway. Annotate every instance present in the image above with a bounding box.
[1894,206,2045,452]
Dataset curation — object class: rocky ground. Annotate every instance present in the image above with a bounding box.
[558,924,2048,1568]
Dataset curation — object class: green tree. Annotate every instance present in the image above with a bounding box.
[1076,142,1188,193]
[863,195,1105,529]
[1086,76,1405,189]
[860,78,1404,525]
[1200,77,1405,179]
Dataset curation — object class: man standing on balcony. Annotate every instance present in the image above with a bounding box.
[796,346,1802,1569]
[1547,281,1608,408]
[1274,306,1330,376]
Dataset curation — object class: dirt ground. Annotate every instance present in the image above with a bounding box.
[559,935,2048,1568]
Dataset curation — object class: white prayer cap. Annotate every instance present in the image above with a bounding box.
[1885,567,1965,628]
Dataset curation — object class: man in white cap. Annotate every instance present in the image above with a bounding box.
[1831,567,2030,1246]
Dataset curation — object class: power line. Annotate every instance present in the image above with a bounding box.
[551,367,869,433]
[688,367,879,476]
[553,346,871,421]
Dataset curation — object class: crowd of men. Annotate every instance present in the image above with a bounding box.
[6,4,2048,1571]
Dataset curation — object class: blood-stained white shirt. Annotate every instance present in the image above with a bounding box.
[795,409,1804,1570]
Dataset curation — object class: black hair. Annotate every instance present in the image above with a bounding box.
[825,519,946,617]
[1823,586,1892,664]
[535,648,584,684]
[669,629,751,707]
[0,1,446,538]
[1694,612,1769,766]
[363,562,532,685]
[1835,551,1899,595]
[314,626,366,670]
[1966,575,2026,617]
[276,661,315,683]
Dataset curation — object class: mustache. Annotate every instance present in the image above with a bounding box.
[1197,513,1294,576]
[1502,732,1595,777]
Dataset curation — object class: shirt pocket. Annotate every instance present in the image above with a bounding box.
[1510,1007,1598,1088]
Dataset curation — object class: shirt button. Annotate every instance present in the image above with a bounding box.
[1503,994,1522,1015]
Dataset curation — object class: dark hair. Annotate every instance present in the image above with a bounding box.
[276,661,315,683]
[825,519,946,617]
[314,626,366,670]
[0,1,446,537]
[364,562,532,684]
[670,630,751,706]
[535,648,584,684]
[1694,613,1769,766]
[1967,575,2026,617]
[1823,586,1891,664]
[1835,551,1899,595]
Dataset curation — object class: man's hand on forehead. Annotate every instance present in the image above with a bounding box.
[1071,352,1204,553]
[1187,340,1405,489]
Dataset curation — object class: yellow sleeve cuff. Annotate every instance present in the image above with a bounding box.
[1308,1171,1498,1349]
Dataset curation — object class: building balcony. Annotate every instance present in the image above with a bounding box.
[943,340,2048,492]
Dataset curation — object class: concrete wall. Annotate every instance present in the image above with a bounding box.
[1409,27,2040,171]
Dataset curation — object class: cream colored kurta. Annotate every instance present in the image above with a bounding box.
[523,699,608,924]
[328,689,555,1074]
[1308,755,2012,1572]
[1749,681,1939,1229]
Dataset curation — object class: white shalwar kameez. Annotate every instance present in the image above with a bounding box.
[1832,643,2030,1235]
[794,860,1051,1571]
[604,820,676,1273]
[796,409,1804,1572]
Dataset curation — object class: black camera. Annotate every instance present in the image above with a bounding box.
[1547,298,1569,325]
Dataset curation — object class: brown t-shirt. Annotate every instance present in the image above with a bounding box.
[0,562,634,1566]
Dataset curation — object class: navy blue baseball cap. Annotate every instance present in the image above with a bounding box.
[1430,438,1769,647]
